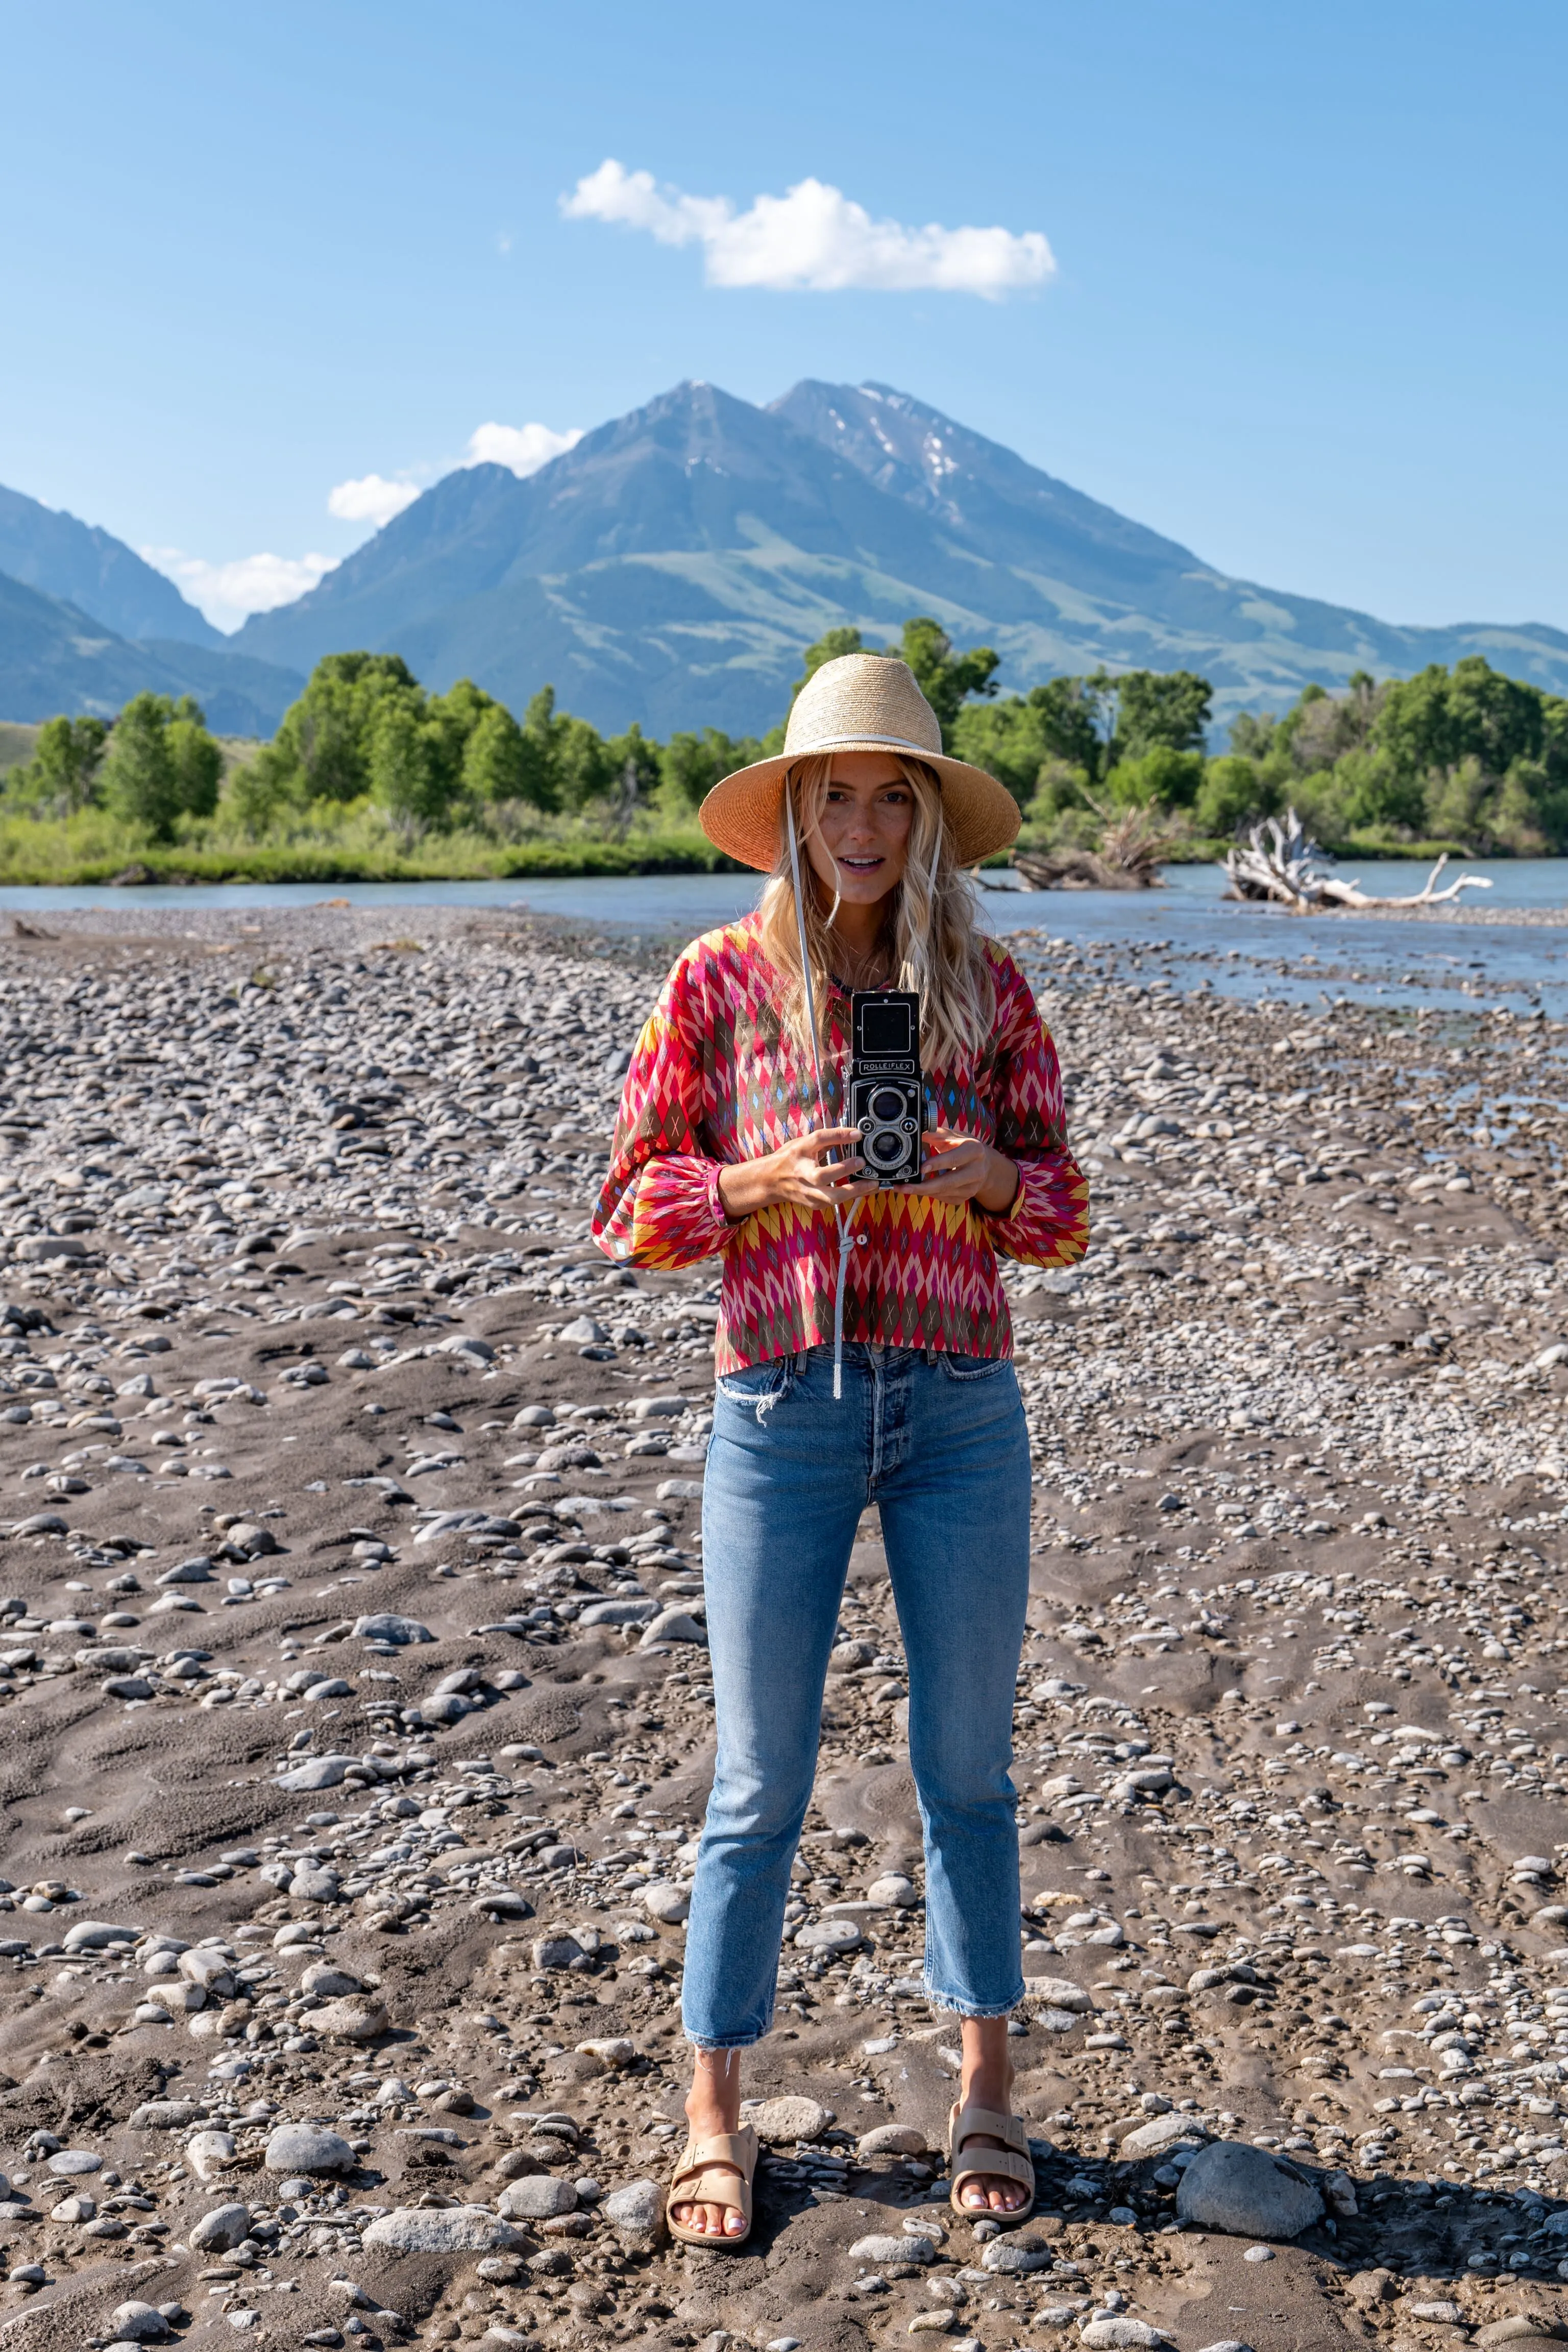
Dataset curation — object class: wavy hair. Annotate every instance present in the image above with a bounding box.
[756,752,995,1071]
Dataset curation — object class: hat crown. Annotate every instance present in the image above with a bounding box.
[782,652,941,762]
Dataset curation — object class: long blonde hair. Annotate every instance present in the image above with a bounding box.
[756,753,995,1070]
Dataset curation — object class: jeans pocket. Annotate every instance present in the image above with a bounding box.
[938,1351,1012,1383]
[715,1355,796,1416]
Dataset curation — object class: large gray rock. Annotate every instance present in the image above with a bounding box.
[497,2175,577,2220]
[352,1613,434,1644]
[602,2177,664,2250]
[107,2307,170,2344]
[130,2100,204,2131]
[849,2232,936,2265]
[979,2239,1053,2274]
[1022,1976,1091,2012]
[642,1881,690,1925]
[363,2205,528,2253]
[1081,2325,1172,2350]
[750,2095,834,2144]
[264,2123,357,2175]
[62,1919,141,1953]
[312,1993,388,2042]
[857,2123,930,2158]
[189,2202,251,2253]
[185,2129,237,2180]
[1175,2141,1324,2239]
[277,1757,351,1793]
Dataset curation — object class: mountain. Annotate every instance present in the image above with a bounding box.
[228,376,1568,738]
[0,573,304,736]
[0,482,221,647]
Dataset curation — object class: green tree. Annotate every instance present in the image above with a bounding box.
[368,698,458,830]
[101,694,181,840]
[167,696,223,819]
[461,701,529,804]
[18,714,108,815]
[1102,744,1204,810]
[1195,752,1274,836]
[895,617,999,747]
[1115,669,1213,758]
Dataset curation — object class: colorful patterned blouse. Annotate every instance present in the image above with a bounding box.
[592,913,1089,1374]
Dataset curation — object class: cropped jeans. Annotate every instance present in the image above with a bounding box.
[681,1341,1031,2049]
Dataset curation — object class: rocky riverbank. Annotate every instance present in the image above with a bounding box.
[0,904,1565,2352]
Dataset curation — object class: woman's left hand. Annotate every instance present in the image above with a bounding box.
[917,1129,1020,1214]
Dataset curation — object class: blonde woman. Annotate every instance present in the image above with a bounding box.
[594,654,1089,2246]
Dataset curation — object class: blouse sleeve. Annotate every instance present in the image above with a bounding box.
[592,950,734,1271]
[981,949,1091,1268]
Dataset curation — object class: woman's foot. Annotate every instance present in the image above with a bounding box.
[954,2016,1030,2213]
[672,2050,749,2238]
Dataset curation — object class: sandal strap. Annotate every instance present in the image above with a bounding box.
[950,2143,1035,2193]
[670,2126,756,2197]
[950,2104,1029,2158]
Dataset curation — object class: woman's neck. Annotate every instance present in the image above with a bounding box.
[828,897,889,970]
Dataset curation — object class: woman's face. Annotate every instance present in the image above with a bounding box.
[802,751,914,908]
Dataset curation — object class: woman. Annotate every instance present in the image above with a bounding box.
[594,652,1089,2245]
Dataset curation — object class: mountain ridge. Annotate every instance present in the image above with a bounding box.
[0,572,304,736]
[234,378,1568,736]
[0,482,221,648]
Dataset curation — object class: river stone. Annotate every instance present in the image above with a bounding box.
[130,2100,204,2131]
[639,1607,707,1649]
[1119,2113,1209,2159]
[1175,2141,1324,2238]
[497,2175,577,2219]
[264,2123,356,2175]
[364,2205,529,2254]
[602,2178,664,2249]
[794,1916,862,1954]
[185,2129,237,2180]
[300,1963,362,1997]
[1080,2325,1172,2350]
[849,2232,936,2265]
[642,1881,690,1924]
[290,1863,342,1901]
[1022,1976,1091,2012]
[750,2096,834,2144]
[47,2149,102,2175]
[351,1613,434,1644]
[62,1918,141,1952]
[108,2307,170,2344]
[189,2202,251,2253]
[312,1993,388,2041]
[277,1758,350,1794]
[979,2240,1054,2274]
[857,2124,930,2158]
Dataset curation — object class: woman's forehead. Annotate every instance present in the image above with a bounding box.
[825,750,908,787]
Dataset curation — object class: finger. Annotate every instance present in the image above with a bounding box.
[802,1126,863,1149]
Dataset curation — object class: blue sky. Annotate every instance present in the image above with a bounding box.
[3,0,1565,634]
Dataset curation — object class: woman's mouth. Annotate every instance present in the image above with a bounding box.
[839,855,884,872]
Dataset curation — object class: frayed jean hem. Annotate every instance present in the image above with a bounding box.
[683,2026,769,2051]
[925,1979,1025,2021]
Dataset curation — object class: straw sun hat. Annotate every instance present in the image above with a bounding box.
[698,652,1021,874]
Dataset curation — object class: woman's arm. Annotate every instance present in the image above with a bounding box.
[972,950,1090,1267]
[592,953,737,1270]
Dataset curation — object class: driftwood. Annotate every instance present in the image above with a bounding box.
[1222,811,1493,913]
[1011,799,1178,891]
[1011,847,1160,892]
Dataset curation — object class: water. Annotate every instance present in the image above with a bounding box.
[2,859,1564,1018]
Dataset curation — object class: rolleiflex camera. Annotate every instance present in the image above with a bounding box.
[847,991,924,1186]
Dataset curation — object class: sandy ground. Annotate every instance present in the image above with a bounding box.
[0,904,1564,2352]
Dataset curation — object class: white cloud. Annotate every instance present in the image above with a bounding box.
[327,472,421,527]
[142,546,338,633]
[463,420,583,477]
[561,158,1055,299]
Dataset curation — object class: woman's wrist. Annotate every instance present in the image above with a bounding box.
[976,1148,1020,1215]
[718,1156,774,1220]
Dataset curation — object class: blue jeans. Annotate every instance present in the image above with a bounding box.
[681,1341,1031,2048]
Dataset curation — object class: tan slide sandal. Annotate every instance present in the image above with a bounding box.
[665,2123,759,2248]
[947,2101,1037,2224]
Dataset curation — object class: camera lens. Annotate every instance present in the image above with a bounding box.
[869,1085,907,1124]
[866,1128,906,1169]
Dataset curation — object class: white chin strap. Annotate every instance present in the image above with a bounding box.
[785,786,857,1401]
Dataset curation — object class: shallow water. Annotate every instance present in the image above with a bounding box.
[2,857,1565,1016]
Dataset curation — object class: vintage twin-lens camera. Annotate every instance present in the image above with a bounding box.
[847,991,924,1186]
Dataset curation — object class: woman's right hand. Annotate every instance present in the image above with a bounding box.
[718,1127,872,1221]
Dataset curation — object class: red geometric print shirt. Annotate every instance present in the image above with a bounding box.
[592,913,1090,1375]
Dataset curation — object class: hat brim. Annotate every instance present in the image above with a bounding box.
[698,736,1022,874]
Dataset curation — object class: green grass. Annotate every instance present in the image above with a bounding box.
[0,803,749,884]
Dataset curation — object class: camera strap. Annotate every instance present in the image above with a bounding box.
[785,783,858,1402]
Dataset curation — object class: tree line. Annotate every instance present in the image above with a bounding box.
[6,622,1567,856]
